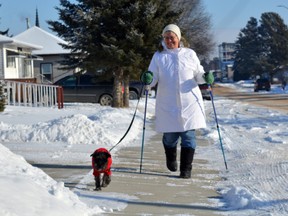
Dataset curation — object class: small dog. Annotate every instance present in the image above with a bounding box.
[90,148,112,191]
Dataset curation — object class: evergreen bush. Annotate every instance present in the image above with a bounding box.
[0,81,6,112]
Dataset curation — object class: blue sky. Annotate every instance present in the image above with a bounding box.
[202,0,288,44]
[1,0,288,55]
[0,0,73,35]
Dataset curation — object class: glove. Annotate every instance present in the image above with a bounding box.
[203,72,214,85]
[140,71,153,85]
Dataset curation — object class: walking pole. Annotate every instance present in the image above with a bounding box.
[140,86,149,173]
[208,85,228,170]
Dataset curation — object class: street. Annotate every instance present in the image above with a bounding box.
[212,84,288,114]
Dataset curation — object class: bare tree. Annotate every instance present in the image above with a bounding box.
[170,0,215,58]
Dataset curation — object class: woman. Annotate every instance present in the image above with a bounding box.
[141,24,214,178]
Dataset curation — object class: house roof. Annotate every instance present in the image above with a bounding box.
[0,34,42,50]
[13,26,70,55]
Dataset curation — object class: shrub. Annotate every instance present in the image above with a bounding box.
[0,81,6,112]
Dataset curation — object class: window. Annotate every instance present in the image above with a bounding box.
[40,63,53,81]
[24,59,33,77]
[7,56,16,68]
[6,50,18,68]
[61,76,77,86]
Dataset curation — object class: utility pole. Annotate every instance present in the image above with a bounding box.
[26,18,30,29]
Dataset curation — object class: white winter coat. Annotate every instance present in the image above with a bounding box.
[148,45,207,133]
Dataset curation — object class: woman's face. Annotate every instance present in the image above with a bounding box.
[163,31,179,49]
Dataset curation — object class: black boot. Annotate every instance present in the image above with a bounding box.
[164,146,177,172]
[180,147,195,179]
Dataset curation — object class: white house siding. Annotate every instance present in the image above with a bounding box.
[1,34,40,80]
[4,48,18,79]
[3,47,35,79]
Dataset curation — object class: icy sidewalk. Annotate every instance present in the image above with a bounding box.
[91,128,223,215]
[35,120,224,215]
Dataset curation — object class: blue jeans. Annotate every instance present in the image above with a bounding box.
[162,130,197,149]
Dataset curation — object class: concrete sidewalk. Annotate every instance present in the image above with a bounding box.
[104,126,223,215]
[36,123,224,215]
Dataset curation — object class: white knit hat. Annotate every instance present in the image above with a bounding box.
[162,24,181,40]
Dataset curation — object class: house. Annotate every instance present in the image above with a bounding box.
[218,42,236,81]
[0,34,42,81]
[13,26,74,84]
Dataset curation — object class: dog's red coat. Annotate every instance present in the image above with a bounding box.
[92,148,112,177]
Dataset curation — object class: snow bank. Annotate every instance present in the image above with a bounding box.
[0,106,143,147]
[0,144,103,216]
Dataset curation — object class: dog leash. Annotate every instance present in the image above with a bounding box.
[108,85,144,152]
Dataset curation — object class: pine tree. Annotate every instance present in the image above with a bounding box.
[35,7,40,27]
[234,12,288,81]
[233,17,263,80]
[48,0,180,107]
[258,12,288,80]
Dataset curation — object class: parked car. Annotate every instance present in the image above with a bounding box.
[254,78,271,92]
[199,83,211,100]
[151,83,211,100]
[54,74,143,106]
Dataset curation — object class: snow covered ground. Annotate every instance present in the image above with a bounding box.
[0,81,288,216]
